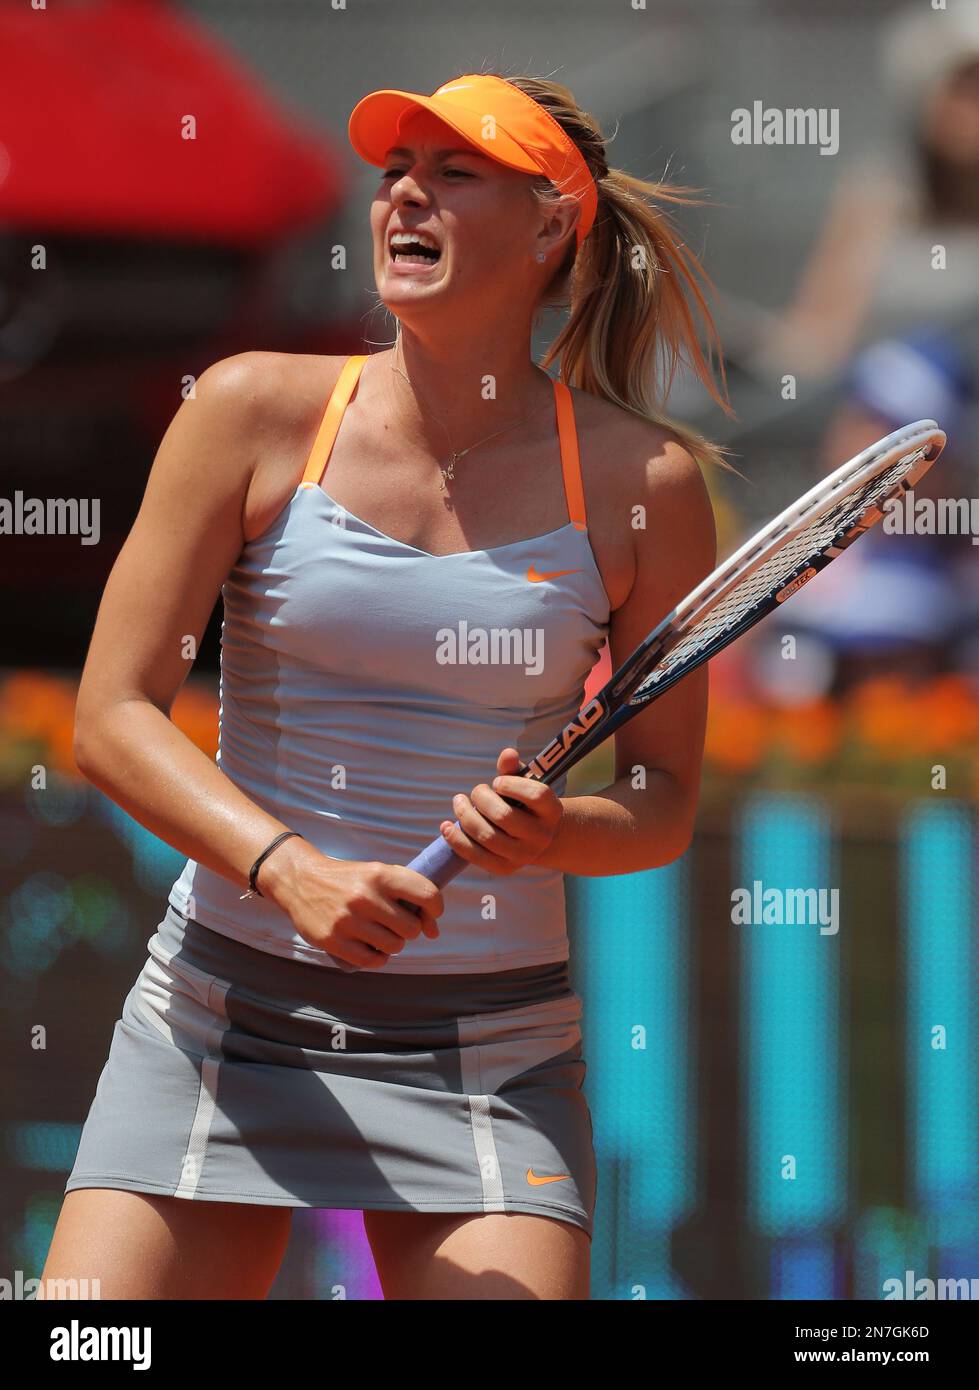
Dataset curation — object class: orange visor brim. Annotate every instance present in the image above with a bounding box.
[348,75,598,245]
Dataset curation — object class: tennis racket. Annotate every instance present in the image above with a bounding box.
[405,417,946,889]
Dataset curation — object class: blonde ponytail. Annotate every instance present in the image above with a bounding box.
[499,74,736,474]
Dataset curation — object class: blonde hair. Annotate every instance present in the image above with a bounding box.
[500,73,736,473]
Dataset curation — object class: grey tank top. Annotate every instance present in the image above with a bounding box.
[169,354,611,972]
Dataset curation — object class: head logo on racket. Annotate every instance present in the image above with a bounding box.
[394,420,948,927]
[524,696,604,778]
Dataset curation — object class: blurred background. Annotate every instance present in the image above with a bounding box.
[2,0,977,1300]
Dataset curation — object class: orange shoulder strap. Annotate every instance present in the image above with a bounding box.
[552,377,587,531]
[300,354,369,486]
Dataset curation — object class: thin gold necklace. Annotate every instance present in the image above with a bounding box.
[388,350,553,491]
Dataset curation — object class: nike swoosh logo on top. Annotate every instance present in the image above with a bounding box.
[436,84,474,94]
[526,1168,570,1186]
[527,564,583,583]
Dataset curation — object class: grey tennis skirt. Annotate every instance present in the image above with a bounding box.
[66,906,596,1235]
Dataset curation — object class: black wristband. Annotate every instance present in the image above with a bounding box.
[240,831,302,900]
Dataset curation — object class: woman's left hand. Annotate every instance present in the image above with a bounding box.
[440,747,563,876]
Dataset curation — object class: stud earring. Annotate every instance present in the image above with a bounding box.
[536,251,546,263]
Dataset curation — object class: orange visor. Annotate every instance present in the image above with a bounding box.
[348,74,598,246]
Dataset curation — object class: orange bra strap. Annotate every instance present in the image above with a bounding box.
[552,377,588,531]
[300,354,369,486]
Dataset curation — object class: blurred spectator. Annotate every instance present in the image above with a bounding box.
[754,328,977,700]
[753,4,979,380]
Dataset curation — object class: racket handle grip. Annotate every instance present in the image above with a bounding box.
[404,823,467,889]
[404,791,525,892]
[326,826,465,974]
[329,796,522,970]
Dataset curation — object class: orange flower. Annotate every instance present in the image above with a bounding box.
[774,700,842,765]
[0,671,79,778]
[847,677,918,756]
[171,684,219,759]
[910,676,979,752]
[705,699,769,773]
[0,670,76,743]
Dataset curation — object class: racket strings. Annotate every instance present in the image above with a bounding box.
[635,447,927,695]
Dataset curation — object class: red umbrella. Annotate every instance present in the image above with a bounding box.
[0,0,346,246]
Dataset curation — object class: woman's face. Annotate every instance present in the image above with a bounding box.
[369,107,572,322]
[922,58,979,164]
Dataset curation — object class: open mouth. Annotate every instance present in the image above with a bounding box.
[389,231,442,266]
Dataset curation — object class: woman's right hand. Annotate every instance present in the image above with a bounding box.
[257,836,444,969]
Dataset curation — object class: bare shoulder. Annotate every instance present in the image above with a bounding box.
[193,351,351,539]
[196,350,347,438]
[570,386,716,605]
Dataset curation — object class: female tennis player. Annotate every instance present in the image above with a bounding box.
[42,73,729,1300]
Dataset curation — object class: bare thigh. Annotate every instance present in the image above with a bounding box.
[364,1209,590,1300]
[40,1189,292,1300]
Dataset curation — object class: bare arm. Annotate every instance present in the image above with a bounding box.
[755,165,902,377]
[75,353,442,967]
[444,428,716,877]
[74,354,287,887]
[535,434,716,874]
